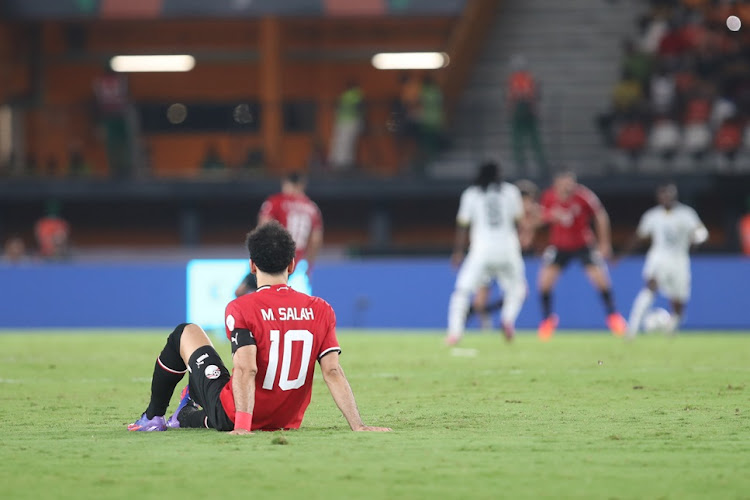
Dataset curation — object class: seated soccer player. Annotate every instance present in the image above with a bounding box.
[129,222,390,434]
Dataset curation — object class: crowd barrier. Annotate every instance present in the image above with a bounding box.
[0,256,747,330]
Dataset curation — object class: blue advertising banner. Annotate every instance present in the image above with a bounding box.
[0,256,746,330]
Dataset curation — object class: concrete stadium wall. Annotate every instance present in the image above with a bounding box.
[0,256,747,330]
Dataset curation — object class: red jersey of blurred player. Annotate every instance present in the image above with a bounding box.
[220,284,340,430]
[540,183,602,251]
[258,173,323,263]
[536,171,626,340]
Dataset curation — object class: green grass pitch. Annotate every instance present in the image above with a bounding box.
[1,330,749,499]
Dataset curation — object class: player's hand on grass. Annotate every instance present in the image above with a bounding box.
[229,429,254,436]
[354,425,392,432]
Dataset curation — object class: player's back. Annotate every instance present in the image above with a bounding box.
[221,284,339,430]
[259,193,322,260]
[459,183,522,251]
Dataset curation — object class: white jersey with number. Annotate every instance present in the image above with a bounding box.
[457,183,523,253]
[637,203,705,301]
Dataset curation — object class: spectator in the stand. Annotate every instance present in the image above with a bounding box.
[414,75,445,176]
[616,116,647,164]
[612,69,644,112]
[597,69,644,148]
[622,39,653,90]
[200,144,226,172]
[34,201,70,260]
[506,55,547,178]
[393,72,422,171]
[649,113,681,161]
[93,68,134,178]
[329,80,364,171]
[399,72,422,138]
[650,63,677,114]
[639,12,670,54]
[2,235,27,263]
[658,19,690,59]
[681,80,713,160]
[714,116,743,163]
[710,95,737,130]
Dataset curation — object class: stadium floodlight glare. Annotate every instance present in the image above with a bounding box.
[109,55,196,73]
[726,15,741,32]
[371,52,449,70]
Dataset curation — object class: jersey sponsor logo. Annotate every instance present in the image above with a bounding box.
[204,365,221,380]
[226,314,235,332]
[196,353,209,368]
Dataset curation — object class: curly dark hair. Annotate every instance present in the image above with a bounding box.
[245,221,296,275]
[475,161,501,190]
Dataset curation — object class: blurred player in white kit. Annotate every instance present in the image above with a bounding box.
[446,161,528,345]
[622,183,708,336]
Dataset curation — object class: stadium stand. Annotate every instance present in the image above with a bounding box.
[601,0,750,173]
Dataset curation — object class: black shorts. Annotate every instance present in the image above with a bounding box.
[542,245,603,269]
[187,345,234,431]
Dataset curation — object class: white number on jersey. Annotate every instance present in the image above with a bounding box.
[262,329,314,391]
[485,196,502,228]
[287,212,312,249]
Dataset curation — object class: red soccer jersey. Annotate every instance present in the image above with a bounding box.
[540,185,602,250]
[219,284,340,431]
[258,193,322,261]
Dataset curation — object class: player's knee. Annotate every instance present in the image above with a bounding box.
[166,323,191,352]
[646,279,658,291]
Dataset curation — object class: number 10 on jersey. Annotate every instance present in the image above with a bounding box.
[262,330,314,391]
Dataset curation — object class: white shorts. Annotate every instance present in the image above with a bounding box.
[643,253,691,302]
[455,248,527,296]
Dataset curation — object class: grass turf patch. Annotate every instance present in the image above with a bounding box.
[0,330,749,499]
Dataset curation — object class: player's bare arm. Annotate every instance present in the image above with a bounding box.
[230,344,258,435]
[306,227,323,269]
[691,225,709,250]
[319,352,391,432]
[452,223,470,268]
[593,208,613,259]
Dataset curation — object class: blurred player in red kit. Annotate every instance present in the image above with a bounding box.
[536,170,627,340]
[254,172,323,296]
[129,222,389,433]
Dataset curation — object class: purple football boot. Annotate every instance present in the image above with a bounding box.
[128,413,167,432]
[166,385,191,429]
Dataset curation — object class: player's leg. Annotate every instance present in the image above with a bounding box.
[497,256,528,341]
[582,250,626,335]
[447,251,485,345]
[627,279,658,338]
[537,246,563,339]
[469,282,492,330]
[129,323,196,431]
[663,260,691,333]
[182,343,233,431]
